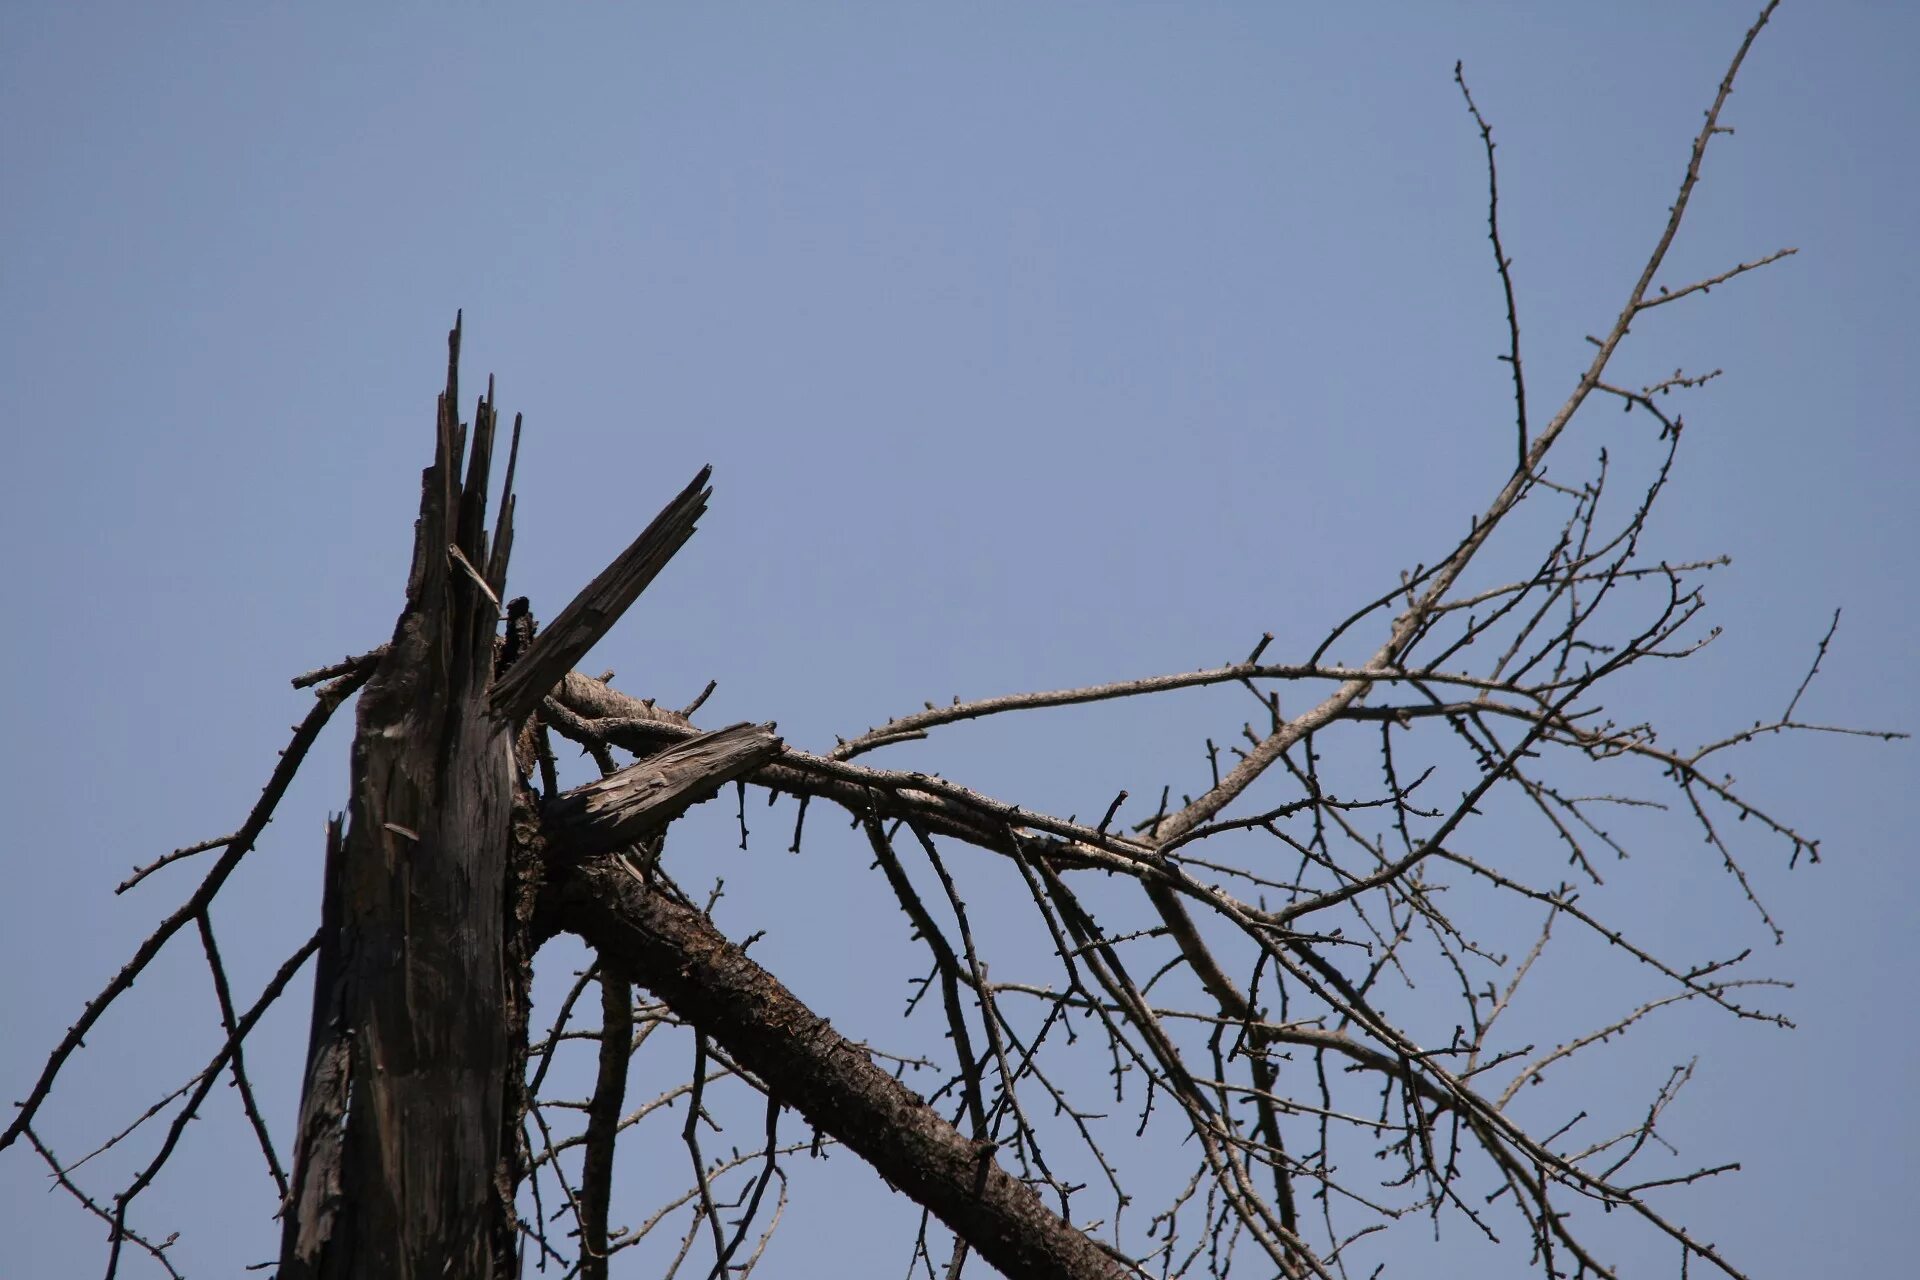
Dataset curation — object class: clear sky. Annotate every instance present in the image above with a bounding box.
[3,4,1914,1277]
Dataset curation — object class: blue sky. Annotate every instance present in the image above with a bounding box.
[3,4,1914,1276]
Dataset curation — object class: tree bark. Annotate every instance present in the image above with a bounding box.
[279,321,521,1279]
[545,860,1130,1280]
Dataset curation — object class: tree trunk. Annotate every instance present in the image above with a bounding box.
[279,320,522,1279]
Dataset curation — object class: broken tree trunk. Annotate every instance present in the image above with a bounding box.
[274,327,1125,1278]
[278,319,525,1279]
[277,318,717,1279]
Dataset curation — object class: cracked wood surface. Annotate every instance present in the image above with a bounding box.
[542,722,783,860]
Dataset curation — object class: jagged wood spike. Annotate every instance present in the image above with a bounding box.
[457,381,496,562]
[485,411,523,595]
[542,722,782,859]
[488,465,712,727]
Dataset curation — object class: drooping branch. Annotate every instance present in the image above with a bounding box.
[543,857,1133,1280]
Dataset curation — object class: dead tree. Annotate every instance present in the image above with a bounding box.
[3,5,1903,1277]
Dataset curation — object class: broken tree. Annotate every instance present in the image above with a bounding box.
[4,6,1903,1278]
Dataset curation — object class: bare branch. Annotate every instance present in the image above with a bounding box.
[548,857,1132,1280]
[1639,247,1797,312]
[1455,60,1531,471]
[2,665,367,1155]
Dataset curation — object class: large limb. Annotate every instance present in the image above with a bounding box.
[542,857,1133,1280]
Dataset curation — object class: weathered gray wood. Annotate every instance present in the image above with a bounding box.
[487,467,711,727]
[542,722,782,859]
[280,317,520,1280]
